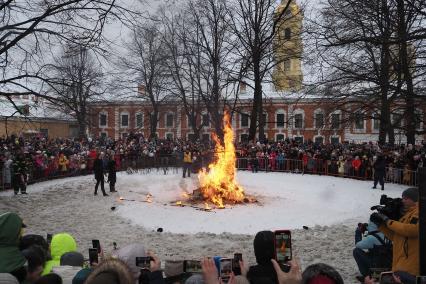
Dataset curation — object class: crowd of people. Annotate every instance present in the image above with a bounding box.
[0,185,420,284]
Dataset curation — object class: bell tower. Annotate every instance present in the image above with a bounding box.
[272,0,303,92]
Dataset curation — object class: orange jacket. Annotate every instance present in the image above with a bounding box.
[379,204,419,276]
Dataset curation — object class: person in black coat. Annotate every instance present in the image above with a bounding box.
[246,231,278,284]
[93,153,108,196]
[372,154,386,191]
[107,153,117,193]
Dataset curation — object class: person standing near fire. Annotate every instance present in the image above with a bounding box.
[93,152,108,196]
[182,148,192,178]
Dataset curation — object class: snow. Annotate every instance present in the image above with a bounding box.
[0,170,408,283]
[89,171,403,234]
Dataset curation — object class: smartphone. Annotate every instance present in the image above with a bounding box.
[88,248,98,265]
[220,258,232,282]
[274,230,292,272]
[136,257,152,270]
[46,233,53,245]
[380,272,396,284]
[92,239,101,252]
[232,253,242,276]
[183,260,202,273]
[416,276,426,284]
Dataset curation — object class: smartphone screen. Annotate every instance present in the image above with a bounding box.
[416,276,426,284]
[232,253,242,276]
[89,248,98,265]
[136,257,152,270]
[92,239,101,252]
[220,258,232,282]
[184,260,202,273]
[274,230,292,264]
[380,272,396,284]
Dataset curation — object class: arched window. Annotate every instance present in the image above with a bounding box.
[293,109,304,129]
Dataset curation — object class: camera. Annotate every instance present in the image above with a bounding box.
[370,194,403,220]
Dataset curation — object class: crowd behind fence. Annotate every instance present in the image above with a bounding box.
[1,154,419,190]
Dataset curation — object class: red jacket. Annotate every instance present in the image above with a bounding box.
[352,159,361,170]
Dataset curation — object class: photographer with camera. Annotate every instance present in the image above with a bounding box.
[370,187,419,281]
[353,221,386,281]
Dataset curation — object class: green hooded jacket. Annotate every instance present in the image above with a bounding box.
[42,233,77,275]
[0,212,26,273]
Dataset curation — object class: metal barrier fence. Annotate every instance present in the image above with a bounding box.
[0,155,419,190]
[235,157,418,187]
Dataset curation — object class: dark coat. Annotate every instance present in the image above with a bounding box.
[107,160,116,183]
[93,159,104,179]
[374,158,386,174]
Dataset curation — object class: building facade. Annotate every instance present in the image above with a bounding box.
[88,96,426,144]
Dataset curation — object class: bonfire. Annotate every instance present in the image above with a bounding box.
[197,112,245,208]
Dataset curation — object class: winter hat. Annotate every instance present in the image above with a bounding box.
[402,187,419,202]
[113,243,145,280]
[86,271,119,284]
[253,231,275,265]
[60,252,84,267]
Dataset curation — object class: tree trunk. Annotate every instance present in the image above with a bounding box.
[396,0,416,145]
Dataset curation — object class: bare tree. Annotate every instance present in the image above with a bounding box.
[229,0,295,142]
[183,0,235,140]
[48,44,104,138]
[159,7,206,141]
[0,0,137,110]
[121,21,170,138]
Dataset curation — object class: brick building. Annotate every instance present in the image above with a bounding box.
[88,92,426,144]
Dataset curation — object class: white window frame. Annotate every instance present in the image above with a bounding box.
[120,111,130,128]
[135,112,143,128]
[165,112,174,128]
[330,111,341,130]
[293,136,304,143]
[293,109,305,129]
[165,132,174,140]
[275,133,285,141]
[353,111,366,132]
[240,113,250,128]
[100,132,108,138]
[372,112,380,133]
[275,109,286,129]
[330,135,341,144]
[415,108,423,130]
[99,111,108,128]
[314,108,325,129]
[313,135,325,144]
[262,112,268,129]
[202,112,210,127]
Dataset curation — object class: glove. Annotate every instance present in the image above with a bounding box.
[370,212,389,226]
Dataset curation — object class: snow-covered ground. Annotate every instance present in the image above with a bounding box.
[0,171,407,283]
[111,171,404,234]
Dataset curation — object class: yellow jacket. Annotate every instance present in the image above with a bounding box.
[183,152,192,163]
[379,204,419,276]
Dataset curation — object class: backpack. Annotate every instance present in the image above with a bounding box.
[368,231,393,271]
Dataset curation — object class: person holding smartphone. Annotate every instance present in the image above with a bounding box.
[246,231,279,284]
[370,187,419,277]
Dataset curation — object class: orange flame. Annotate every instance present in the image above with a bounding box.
[204,202,211,210]
[176,201,182,206]
[198,112,245,207]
